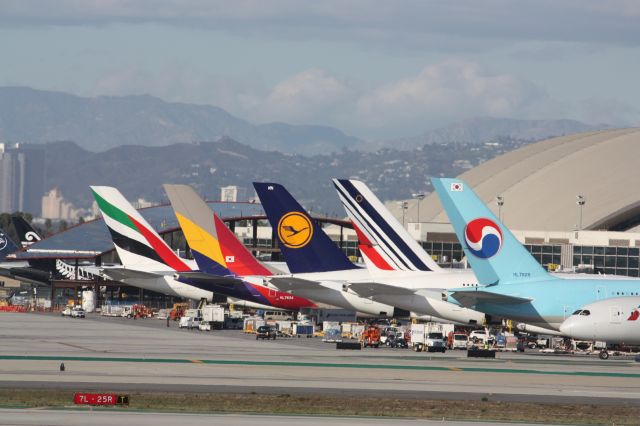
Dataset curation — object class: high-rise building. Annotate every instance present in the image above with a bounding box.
[0,143,45,215]
[220,185,238,202]
[41,188,81,221]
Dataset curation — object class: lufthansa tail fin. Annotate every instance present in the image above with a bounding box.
[11,215,41,247]
[431,178,550,285]
[0,230,19,260]
[333,179,441,273]
[253,182,358,273]
[164,184,273,277]
[91,186,192,273]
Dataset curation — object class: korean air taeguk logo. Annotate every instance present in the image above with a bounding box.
[464,218,503,259]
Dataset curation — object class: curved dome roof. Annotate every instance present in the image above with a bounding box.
[422,128,640,232]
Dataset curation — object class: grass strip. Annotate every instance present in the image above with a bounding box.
[0,389,638,425]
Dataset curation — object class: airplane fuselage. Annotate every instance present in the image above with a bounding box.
[560,296,640,344]
[453,278,640,330]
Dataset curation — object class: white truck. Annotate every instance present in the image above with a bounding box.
[179,308,202,329]
[200,305,225,331]
[469,329,496,346]
[410,323,453,353]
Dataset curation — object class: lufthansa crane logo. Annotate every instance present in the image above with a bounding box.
[278,212,313,249]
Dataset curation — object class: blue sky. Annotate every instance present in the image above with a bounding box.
[1,0,639,140]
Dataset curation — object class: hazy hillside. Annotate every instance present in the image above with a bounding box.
[391,117,606,150]
[0,87,362,155]
[43,137,530,214]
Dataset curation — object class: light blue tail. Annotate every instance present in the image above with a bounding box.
[431,178,550,285]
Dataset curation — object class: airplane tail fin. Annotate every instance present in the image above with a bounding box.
[164,184,273,277]
[253,182,358,273]
[11,215,41,247]
[0,230,19,260]
[90,186,191,273]
[431,178,550,285]
[333,179,442,273]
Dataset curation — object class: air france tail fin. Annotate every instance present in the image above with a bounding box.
[431,178,550,285]
[11,215,41,247]
[90,186,191,273]
[333,179,442,273]
[253,182,358,273]
[0,230,19,260]
[164,184,273,277]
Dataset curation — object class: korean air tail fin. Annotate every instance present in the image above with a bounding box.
[164,184,273,277]
[11,215,41,247]
[333,178,442,273]
[90,186,192,273]
[253,182,358,273]
[431,178,550,285]
[0,230,19,260]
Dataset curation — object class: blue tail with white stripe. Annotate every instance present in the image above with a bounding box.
[253,182,358,273]
[431,178,551,285]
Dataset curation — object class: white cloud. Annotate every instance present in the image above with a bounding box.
[248,69,355,124]
[77,60,636,138]
[354,60,549,136]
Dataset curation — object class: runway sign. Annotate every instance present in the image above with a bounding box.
[73,393,129,405]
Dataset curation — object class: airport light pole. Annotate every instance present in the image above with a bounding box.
[576,195,586,232]
[412,193,425,224]
[496,196,504,222]
[399,201,409,227]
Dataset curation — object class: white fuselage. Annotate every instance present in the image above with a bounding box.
[559,297,640,345]
[274,268,486,324]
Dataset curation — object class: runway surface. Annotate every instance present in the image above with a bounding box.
[2,313,640,406]
[0,408,550,426]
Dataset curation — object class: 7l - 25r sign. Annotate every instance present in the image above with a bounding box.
[73,393,129,405]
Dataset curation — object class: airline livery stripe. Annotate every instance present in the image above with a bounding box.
[101,212,149,247]
[336,180,431,272]
[128,215,190,272]
[351,222,394,270]
[108,227,168,267]
[335,182,414,271]
[337,188,406,270]
[92,190,137,232]
[339,194,405,271]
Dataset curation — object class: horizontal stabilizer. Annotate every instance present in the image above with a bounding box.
[101,268,162,281]
[175,272,243,287]
[450,290,532,309]
[348,282,416,298]
[269,276,323,292]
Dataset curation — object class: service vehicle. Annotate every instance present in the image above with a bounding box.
[361,325,381,348]
[201,305,225,330]
[426,332,447,352]
[380,326,400,345]
[263,310,294,321]
[179,315,202,329]
[256,325,277,340]
[385,330,408,348]
[449,332,469,349]
[469,330,495,345]
[71,307,86,318]
[411,323,453,352]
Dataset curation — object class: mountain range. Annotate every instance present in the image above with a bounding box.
[390,117,607,150]
[0,87,362,155]
[0,87,607,156]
